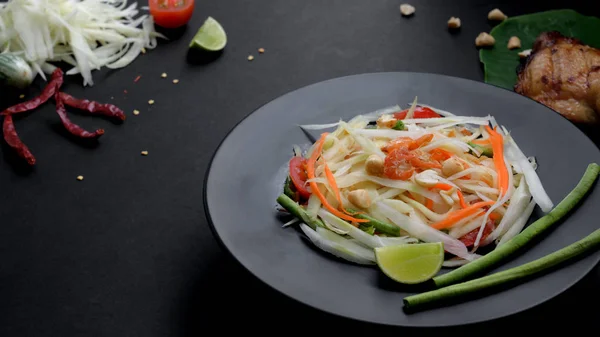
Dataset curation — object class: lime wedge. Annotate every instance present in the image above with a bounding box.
[375,242,444,284]
[189,17,227,51]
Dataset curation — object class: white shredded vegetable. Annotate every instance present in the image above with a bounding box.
[505,136,553,212]
[299,224,376,265]
[376,202,480,261]
[0,0,165,86]
[279,102,552,271]
[497,199,537,246]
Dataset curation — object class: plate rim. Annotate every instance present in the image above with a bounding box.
[202,71,600,328]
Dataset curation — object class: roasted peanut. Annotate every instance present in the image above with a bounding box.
[348,189,372,209]
[365,155,385,176]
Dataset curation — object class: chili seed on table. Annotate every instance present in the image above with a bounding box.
[161,73,167,78]
[133,109,140,116]
[258,48,265,53]
[172,79,179,84]
[148,99,155,105]
[76,175,84,181]
[141,151,148,156]
[19,94,25,99]
[247,55,254,61]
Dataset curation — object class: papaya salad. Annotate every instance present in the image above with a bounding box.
[276,100,554,267]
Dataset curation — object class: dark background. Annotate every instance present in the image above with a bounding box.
[1,1,599,336]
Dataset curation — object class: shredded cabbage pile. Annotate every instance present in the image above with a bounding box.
[282,101,554,267]
[0,0,165,86]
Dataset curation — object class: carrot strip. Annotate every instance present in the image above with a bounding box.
[471,139,491,145]
[433,183,453,191]
[324,164,341,205]
[489,212,501,221]
[457,190,468,209]
[485,126,508,196]
[306,133,368,223]
[324,163,357,215]
[426,198,434,210]
[430,201,495,230]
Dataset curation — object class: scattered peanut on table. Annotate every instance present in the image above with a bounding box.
[447,17,461,29]
[488,8,507,21]
[475,32,495,48]
[518,49,532,58]
[399,4,415,16]
[507,36,521,49]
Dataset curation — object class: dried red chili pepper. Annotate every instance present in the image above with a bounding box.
[58,92,126,121]
[1,68,64,116]
[3,115,36,165]
[54,92,105,139]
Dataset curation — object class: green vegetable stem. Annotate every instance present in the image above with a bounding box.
[350,211,402,237]
[433,163,600,288]
[404,228,600,311]
[277,193,324,230]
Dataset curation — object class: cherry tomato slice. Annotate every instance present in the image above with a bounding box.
[384,148,415,180]
[393,106,441,120]
[149,0,195,29]
[289,156,311,199]
[459,218,495,247]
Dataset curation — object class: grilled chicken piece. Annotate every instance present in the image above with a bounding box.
[515,31,600,124]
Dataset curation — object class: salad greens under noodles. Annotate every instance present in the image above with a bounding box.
[277,100,553,267]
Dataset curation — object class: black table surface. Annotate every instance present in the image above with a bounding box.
[1,1,599,336]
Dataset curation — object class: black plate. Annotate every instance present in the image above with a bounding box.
[204,72,600,327]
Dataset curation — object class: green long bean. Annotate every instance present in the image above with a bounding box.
[433,163,600,288]
[404,229,600,310]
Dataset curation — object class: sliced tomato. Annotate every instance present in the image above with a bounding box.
[149,0,195,29]
[459,219,495,247]
[393,106,441,120]
[289,157,311,199]
[384,148,415,180]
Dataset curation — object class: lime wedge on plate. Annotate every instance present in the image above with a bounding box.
[375,242,444,284]
[189,17,227,51]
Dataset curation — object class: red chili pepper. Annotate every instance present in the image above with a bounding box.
[54,92,105,139]
[3,115,35,165]
[58,92,126,121]
[1,69,64,116]
[393,106,441,120]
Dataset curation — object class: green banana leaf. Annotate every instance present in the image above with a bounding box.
[480,9,600,91]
